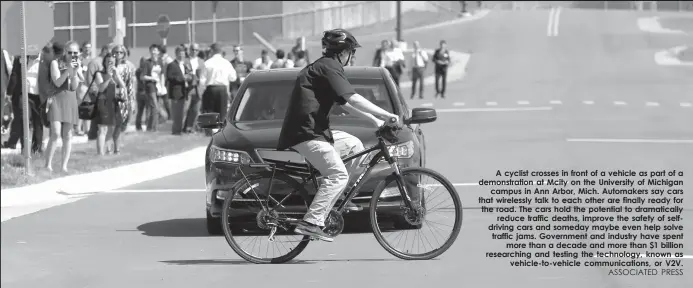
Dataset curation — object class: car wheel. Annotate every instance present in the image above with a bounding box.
[206,210,223,235]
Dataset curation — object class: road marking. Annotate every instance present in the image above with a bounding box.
[566,138,693,144]
[583,100,594,105]
[485,101,498,106]
[436,107,553,113]
[614,101,626,106]
[547,7,561,37]
[107,183,481,193]
[421,103,434,107]
[645,102,659,107]
[517,101,529,105]
[549,100,562,105]
[681,102,692,107]
[453,102,465,106]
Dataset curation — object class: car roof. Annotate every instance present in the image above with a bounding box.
[244,66,387,83]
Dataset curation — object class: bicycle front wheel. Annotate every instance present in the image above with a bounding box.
[222,171,311,264]
[369,167,463,260]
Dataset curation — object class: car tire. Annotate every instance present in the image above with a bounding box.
[206,210,223,235]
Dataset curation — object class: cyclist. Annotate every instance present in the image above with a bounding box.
[277,29,400,242]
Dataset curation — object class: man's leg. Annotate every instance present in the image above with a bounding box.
[4,97,23,149]
[183,88,200,132]
[29,94,44,153]
[440,68,448,98]
[332,130,367,211]
[292,140,349,242]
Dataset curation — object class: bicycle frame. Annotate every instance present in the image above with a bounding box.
[232,136,416,226]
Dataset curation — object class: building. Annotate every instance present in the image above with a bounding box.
[51,1,397,49]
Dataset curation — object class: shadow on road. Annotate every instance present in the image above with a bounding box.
[160,258,408,265]
[135,218,375,237]
[137,218,212,237]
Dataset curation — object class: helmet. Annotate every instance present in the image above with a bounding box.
[322,29,362,53]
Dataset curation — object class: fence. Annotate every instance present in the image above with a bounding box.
[50,1,397,49]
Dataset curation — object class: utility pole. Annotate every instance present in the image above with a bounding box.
[89,1,96,56]
[112,1,124,45]
[396,1,402,42]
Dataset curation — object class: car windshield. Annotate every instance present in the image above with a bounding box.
[233,79,394,122]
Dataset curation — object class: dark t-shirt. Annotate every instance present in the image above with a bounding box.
[277,57,355,151]
[230,57,253,86]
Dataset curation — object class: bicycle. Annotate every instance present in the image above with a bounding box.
[221,118,463,264]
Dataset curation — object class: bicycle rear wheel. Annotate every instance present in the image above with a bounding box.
[222,170,311,264]
[369,167,463,260]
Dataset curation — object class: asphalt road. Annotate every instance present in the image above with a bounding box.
[2,9,692,288]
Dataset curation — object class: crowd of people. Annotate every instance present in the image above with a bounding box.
[0,37,311,172]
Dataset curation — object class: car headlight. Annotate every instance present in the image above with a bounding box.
[360,140,415,166]
[209,145,252,164]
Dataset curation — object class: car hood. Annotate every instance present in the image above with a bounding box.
[213,118,413,152]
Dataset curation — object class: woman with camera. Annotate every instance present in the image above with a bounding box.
[45,41,84,173]
[93,49,127,155]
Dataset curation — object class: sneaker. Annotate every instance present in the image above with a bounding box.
[294,221,334,242]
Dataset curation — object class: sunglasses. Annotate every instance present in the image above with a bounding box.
[67,51,80,55]
[113,51,125,54]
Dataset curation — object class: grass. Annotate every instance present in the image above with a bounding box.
[1,122,209,188]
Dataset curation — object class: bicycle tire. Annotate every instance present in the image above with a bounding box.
[222,170,311,264]
[369,167,463,260]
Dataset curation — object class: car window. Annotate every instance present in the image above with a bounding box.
[233,79,395,122]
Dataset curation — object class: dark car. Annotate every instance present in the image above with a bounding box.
[199,67,437,235]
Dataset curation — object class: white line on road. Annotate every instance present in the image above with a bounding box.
[485,101,498,106]
[645,102,660,107]
[453,102,465,106]
[108,183,481,193]
[517,101,530,105]
[681,102,692,107]
[436,107,553,113]
[421,103,434,107]
[583,100,594,105]
[549,100,562,105]
[566,138,693,144]
[547,7,561,37]
[614,101,627,106]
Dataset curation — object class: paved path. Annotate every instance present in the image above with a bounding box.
[2,9,692,288]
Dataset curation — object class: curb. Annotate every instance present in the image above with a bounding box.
[1,146,207,208]
[654,45,693,66]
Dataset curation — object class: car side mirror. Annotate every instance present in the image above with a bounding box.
[197,113,222,129]
[405,108,437,125]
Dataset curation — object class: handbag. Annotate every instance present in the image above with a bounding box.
[77,71,101,120]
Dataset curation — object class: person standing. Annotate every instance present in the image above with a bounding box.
[94,52,125,155]
[139,44,165,132]
[294,50,308,68]
[110,45,134,141]
[87,45,111,140]
[45,41,84,173]
[3,51,44,153]
[270,49,294,69]
[380,40,405,89]
[200,43,236,128]
[433,40,451,99]
[288,36,310,63]
[167,45,192,135]
[253,49,273,70]
[229,45,253,104]
[74,42,93,136]
[410,41,429,99]
[159,46,174,121]
[183,43,205,133]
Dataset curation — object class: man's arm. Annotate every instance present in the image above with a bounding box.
[341,102,382,126]
[342,93,396,124]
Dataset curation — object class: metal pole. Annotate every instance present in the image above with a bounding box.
[191,1,195,43]
[20,1,32,175]
[89,1,96,56]
[396,1,402,42]
[239,1,243,45]
[212,13,217,43]
[113,1,124,45]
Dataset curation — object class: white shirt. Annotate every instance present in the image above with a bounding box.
[412,49,429,68]
[26,56,41,95]
[189,57,199,72]
[202,54,237,87]
[253,57,273,70]
[381,48,405,67]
